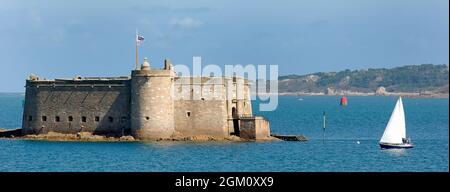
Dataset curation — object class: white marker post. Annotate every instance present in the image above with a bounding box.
[323,111,326,144]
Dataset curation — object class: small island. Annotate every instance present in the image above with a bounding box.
[3,58,277,142]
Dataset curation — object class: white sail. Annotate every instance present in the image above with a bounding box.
[380,97,406,144]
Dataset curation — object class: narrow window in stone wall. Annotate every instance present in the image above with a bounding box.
[28,116,32,121]
[186,111,191,117]
[68,116,73,122]
[108,116,114,123]
[55,116,60,122]
[82,116,87,122]
[95,116,100,122]
[41,116,47,122]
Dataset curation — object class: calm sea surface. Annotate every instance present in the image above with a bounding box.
[0,93,448,172]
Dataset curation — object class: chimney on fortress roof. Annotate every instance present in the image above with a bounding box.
[164,59,173,70]
[141,57,151,70]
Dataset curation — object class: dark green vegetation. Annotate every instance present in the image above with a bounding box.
[278,64,449,93]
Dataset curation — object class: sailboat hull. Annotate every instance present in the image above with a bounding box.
[379,143,414,149]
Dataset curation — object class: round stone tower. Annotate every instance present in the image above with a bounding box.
[130,58,176,140]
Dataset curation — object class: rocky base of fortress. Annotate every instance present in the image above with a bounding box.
[0,128,280,142]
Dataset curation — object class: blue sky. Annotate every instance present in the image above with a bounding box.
[0,0,448,92]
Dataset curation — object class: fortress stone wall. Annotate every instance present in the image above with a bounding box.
[22,58,270,140]
[22,77,131,136]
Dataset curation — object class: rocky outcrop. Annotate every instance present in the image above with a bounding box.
[325,87,336,95]
[0,128,22,138]
[376,86,388,95]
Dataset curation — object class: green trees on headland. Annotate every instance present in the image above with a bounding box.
[278,64,449,93]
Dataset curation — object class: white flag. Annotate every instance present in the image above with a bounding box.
[136,35,144,46]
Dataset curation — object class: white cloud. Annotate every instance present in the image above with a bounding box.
[169,17,203,29]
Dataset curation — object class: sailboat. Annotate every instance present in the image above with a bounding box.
[379,97,413,149]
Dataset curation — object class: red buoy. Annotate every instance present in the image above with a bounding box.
[340,96,348,106]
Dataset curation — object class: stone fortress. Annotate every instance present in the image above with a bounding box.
[21,58,271,141]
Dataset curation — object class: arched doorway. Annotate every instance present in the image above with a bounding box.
[232,107,237,118]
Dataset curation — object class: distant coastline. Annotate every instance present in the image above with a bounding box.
[274,91,449,98]
[275,64,449,98]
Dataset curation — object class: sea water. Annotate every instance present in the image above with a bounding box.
[0,93,448,172]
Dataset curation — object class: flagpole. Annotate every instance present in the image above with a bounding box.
[135,29,138,70]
